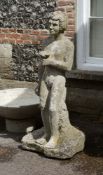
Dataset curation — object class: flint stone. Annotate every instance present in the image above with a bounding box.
[0,0,56,29]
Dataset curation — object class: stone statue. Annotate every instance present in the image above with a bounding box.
[22,11,85,159]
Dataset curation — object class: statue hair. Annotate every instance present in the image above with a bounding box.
[51,11,67,32]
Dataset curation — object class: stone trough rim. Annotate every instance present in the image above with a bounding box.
[0,87,40,108]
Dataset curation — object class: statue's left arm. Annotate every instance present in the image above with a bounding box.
[43,42,74,71]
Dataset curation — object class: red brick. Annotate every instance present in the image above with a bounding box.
[32,40,41,44]
[1,28,9,33]
[0,34,6,38]
[8,39,16,44]
[65,31,75,38]
[23,29,32,34]
[1,39,9,43]
[23,40,32,44]
[6,34,21,39]
[57,0,74,7]
[9,28,17,33]
[68,19,75,25]
[68,12,75,18]
[38,35,49,40]
[66,6,73,12]
[67,25,75,31]
[31,30,41,35]
[15,39,24,44]
[31,38,40,44]
[31,35,38,42]
[20,34,31,40]
[40,30,49,35]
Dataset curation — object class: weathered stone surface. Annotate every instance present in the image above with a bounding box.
[0,79,37,90]
[66,70,103,81]
[0,88,41,133]
[0,57,13,79]
[66,70,103,121]
[0,44,12,58]
[0,44,13,79]
[0,88,40,119]
[22,125,85,159]
[22,11,85,159]
[67,88,103,115]
[0,0,56,29]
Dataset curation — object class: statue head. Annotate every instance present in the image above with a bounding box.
[49,11,67,35]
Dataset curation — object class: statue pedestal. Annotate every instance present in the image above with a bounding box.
[22,126,85,159]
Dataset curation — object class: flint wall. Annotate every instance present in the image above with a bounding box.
[0,0,75,81]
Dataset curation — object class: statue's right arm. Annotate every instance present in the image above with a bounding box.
[39,51,50,59]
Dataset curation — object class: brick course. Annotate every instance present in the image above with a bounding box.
[0,28,49,44]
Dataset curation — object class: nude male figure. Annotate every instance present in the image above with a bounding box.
[36,11,74,148]
[22,11,85,159]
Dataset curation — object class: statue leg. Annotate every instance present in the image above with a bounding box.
[45,76,66,148]
[36,79,51,145]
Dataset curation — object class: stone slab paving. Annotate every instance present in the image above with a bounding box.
[0,131,102,175]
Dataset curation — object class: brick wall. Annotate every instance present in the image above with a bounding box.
[0,0,75,44]
[0,29,49,45]
[56,0,75,39]
[0,0,75,82]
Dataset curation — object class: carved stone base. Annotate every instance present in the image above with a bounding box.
[22,127,85,159]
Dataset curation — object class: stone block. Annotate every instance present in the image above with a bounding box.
[0,44,12,58]
[0,88,42,133]
[66,71,103,122]
[0,88,40,119]
[67,87,103,115]
[0,44,13,79]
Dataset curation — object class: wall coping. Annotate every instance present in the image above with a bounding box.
[66,70,103,81]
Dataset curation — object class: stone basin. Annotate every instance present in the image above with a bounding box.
[0,88,41,133]
[0,88,40,119]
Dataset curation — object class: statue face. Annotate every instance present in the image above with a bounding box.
[49,19,60,35]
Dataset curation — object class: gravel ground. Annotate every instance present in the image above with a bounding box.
[0,130,102,175]
[0,111,103,175]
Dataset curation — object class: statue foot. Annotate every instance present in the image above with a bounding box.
[35,136,47,145]
[45,137,58,149]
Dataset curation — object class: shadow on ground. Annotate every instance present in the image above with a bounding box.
[0,112,103,158]
[70,112,103,157]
